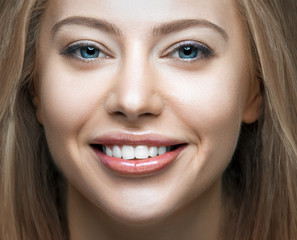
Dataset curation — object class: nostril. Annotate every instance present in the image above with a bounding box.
[112,111,127,117]
[109,109,157,122]
[141,112,157,117]
[104,90,163,121]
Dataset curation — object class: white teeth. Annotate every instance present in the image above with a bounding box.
[106,146,113,157]
[112,145,121,158]
[149,146,158,157]
[158,146,166,155]
[104,145,171,159]
[135,145,149,159]
[122,145,135,160]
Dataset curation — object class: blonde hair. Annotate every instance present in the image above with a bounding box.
[0,0,296,239]
[0,0,67,239]
[223,0,297,239]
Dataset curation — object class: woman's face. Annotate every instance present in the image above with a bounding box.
[36,0,260,223]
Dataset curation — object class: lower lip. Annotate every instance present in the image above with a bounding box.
[92,146,185,176]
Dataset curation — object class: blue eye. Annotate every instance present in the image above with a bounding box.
[169,41,213,61]
[60,41,108,61]
[80,46,100,59]
[178,46,199,59]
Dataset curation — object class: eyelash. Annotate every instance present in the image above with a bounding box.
[60,40,214,63]
[60,41,109,61]
[164,40,214,62]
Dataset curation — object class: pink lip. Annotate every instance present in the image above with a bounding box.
[91,132,182,146]
[90,132,186,176]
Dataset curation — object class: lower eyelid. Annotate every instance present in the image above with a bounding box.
[60,44,108,60]
[169,46,211,60]
[60,41,213,62]
[162,41,213,58]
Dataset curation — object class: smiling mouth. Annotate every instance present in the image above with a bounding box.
[91,144,182,160]
[90,133,187,176]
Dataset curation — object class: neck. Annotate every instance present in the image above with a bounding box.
[67,180,223,240]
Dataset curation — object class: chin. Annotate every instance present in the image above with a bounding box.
[92,188,180,226]
[106,204,173,226]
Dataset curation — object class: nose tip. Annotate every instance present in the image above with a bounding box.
[105,91,163,121]
[104,46,163,122]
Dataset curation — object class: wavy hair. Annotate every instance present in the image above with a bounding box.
[0,0,296,239]
[223,0,297,239]
[0,0,67,239]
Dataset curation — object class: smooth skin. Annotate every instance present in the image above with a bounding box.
[35,0,262,239]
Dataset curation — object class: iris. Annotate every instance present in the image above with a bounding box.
[178,46,199,59]
[80,46,100,59]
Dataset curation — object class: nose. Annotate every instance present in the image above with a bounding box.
[104,46,163,122]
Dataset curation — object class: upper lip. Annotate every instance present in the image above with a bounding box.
[90,131,185,147]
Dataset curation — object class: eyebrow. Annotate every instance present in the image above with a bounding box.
[152,19,228,40]
[52,17,228,41]
[51,16,122,36]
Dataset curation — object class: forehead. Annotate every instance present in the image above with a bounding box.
[45,0,239,34]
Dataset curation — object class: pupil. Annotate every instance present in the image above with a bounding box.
[80,46,100,59]
[183,46,192,55]
[87,47,95,55]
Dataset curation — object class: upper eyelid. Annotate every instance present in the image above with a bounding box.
[161,40,213,56]
[60,39,214,61]
[60,40,113,56]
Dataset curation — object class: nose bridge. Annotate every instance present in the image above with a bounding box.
[105,41,162,120]
[120,41,151,104]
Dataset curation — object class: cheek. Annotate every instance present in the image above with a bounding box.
[38,64,108,167]
[41,79,91,132]
[39,63,110,137]
[164,69,246,136]
[161,65,248,175]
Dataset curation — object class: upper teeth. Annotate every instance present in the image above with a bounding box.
[103,145,170,160]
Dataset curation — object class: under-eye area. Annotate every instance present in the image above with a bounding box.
[90,144,185,160]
